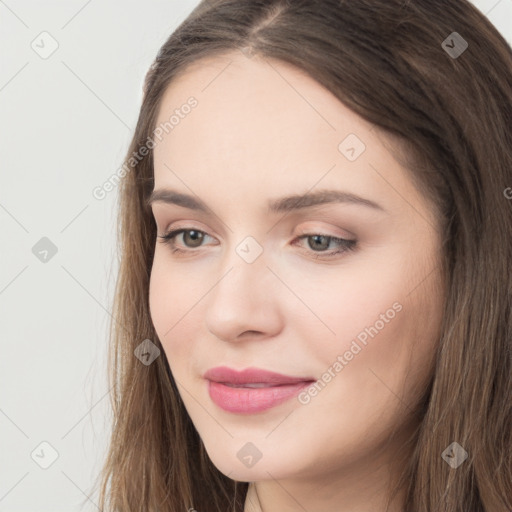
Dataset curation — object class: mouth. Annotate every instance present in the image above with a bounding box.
[203,366,316,413]
[222,382,296,388]
[203,365,315,385]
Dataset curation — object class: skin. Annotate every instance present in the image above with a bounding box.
[148,50,445,512]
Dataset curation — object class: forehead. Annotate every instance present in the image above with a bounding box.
[151,51,416,215]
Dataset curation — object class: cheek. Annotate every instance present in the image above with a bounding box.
[277,260,402,355]
[148,257,191,356]
[149,252,204,323]
[148,255,216,382]
[292,253,441,401]
[149,259,170,334]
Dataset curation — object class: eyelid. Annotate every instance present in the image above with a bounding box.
[294,223,355,241]
[159,220,213,236]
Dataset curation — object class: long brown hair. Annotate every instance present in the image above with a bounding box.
[91,1,512,510]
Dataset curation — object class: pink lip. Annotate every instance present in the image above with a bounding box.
[204,366,316,414]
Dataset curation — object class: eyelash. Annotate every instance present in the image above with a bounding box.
[157,228,357,260]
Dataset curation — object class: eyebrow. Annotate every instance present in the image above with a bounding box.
[146,188,387,214]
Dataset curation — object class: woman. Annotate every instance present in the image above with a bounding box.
[93,0,512,510]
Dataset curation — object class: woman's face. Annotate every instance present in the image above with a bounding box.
[148,51,445,488]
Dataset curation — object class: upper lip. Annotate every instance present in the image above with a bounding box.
[204,366,315,385]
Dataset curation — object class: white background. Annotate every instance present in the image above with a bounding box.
[1,1,511,510]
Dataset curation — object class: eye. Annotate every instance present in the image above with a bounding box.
[157,228,357,259]
[157,228,213,253]
[293,233,357,259]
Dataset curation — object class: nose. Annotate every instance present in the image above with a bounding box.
[204,246,283,343]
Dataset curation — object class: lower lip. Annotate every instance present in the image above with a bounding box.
[207,380,313,413]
